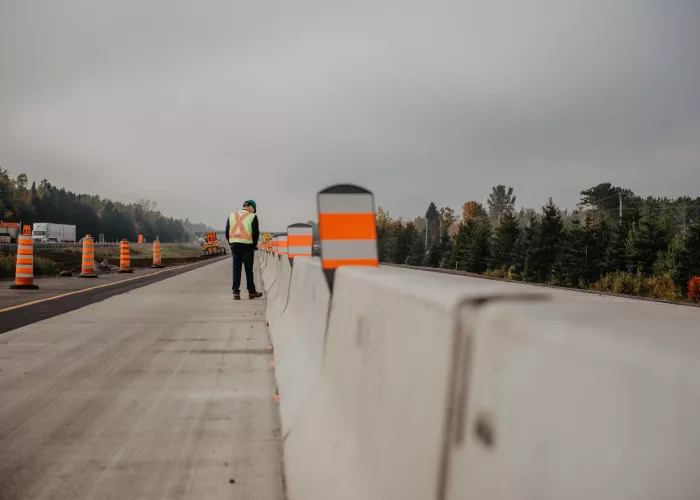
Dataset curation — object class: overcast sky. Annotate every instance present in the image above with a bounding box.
[1,1,698,230]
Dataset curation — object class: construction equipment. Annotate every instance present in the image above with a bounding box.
[201,232,226,256]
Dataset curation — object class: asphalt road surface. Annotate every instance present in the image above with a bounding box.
[0,258,283,499]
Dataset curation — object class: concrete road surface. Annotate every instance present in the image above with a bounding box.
[0,258,284,500]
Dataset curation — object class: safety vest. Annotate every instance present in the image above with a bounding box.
[228,210,255,244]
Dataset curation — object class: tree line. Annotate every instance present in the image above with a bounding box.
[0,169,206,243]
[377,183,700,302]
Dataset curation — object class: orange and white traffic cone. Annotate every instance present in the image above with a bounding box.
[118,239,133,273]
[151,240,164,268]
[78,235,98,278]
[10,225,39,290]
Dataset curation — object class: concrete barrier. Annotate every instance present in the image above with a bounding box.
[263,254,280,294]
[282,265,546,500]
[442,300,700,500]
[268,254,700,499]
[266,255,292,337]
[271,257,330,436]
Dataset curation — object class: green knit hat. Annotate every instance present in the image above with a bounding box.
[244,199,257,211]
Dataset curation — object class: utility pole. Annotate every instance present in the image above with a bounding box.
[618,192,623,226]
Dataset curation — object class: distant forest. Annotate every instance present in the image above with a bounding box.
[0,169,214,242]
[377,183,700,303]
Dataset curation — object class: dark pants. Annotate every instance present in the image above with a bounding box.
[231,244,256,294]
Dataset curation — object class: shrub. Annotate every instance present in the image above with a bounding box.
[689,276,700,304]
[0,255,15,279]
[642,272,681,301]
[34,257,58,276]
[484,268,506,279]
[592,271,643,296]
[594,270,682,301]
[507,265,519,281]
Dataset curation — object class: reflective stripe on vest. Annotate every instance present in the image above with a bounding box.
[228,210,255,244]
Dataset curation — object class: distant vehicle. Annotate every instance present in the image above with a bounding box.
[32,223,77,243]
[0,222,20,243]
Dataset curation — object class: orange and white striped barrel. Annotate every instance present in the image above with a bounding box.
[118,239,133,273]
[317,184,378,288]
[10,225,39,290]
[271,236,278,256]
[287,223,313,261]
[151,240,164,268]
[78,235,98,278]
[278,235,288,256]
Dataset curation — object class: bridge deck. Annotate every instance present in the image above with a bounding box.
[0,258,284,499]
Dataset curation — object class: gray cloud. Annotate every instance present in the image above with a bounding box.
[1,0,699,229]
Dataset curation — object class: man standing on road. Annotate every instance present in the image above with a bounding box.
[226,200,263,300]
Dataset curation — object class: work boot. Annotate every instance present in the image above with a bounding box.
[233,293,241,300]
[249,291,263,299]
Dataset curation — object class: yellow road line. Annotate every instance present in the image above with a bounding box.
[0,261,205,314]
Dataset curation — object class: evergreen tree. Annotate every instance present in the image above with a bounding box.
[409,227,426,266]
[463,218,491,273]
[551,219,587,287]
[533,198,564,282]
[513,211,540,282]
[625,199,672,274]
[449,223,470,270]
[425,202,440,244]
[438,231,454,269]
[676,221,700,289]
[376,207,394,262]
[487,185,516,224]
[0,170,194,242]
[488,211,520,272]
[427,242,442,268]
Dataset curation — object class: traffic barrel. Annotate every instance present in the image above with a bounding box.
[317,184,378,289]
[151,240,164,268]
[78,235,98,278]
[287,223,313,262]
[10,225,39,290]
[118,239,134,273]
[278,234,288,256]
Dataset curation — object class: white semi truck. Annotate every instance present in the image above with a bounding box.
[32,223,77,243]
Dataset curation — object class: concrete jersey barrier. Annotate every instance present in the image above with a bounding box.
[442,300,700,500]
[281,265,547,500]
[270,257,330,437]
[264,246,700,499]
[266,255,292,340]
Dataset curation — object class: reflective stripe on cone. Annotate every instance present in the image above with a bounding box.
[287,223,313,260]
[278,235,288,255]
[118,239,133,273]
[317,184,378,289]
[10,227,39,289]
[79,235,98,278]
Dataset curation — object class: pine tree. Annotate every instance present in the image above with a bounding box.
[551,219,587,287]
[533,198,564,282]
[438,231,453,269]
[512,211,540,282]
[580,211,611,283]
[409,229,426,266]
[464,218,491,273]
[427,238,444,267]
[450,222,471,270]
[425,202,440,245]
[676,221,700,289]
[488,211,520,273]
[625,200,672,274]
[487,185,516,225]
